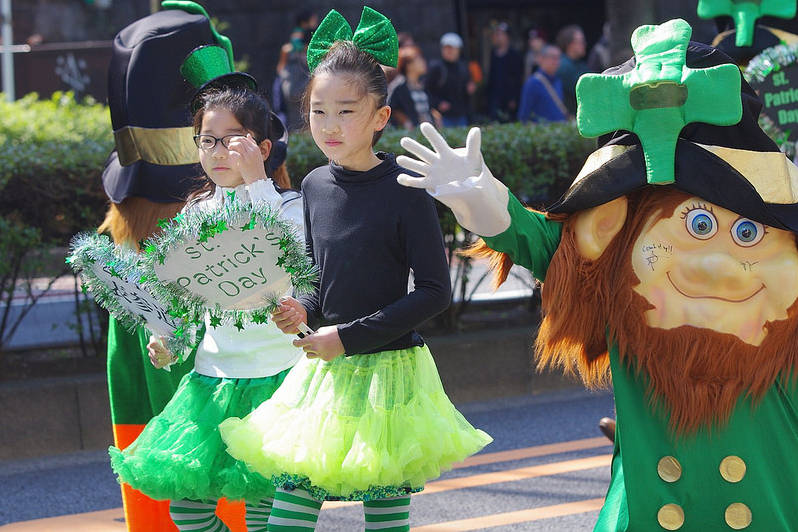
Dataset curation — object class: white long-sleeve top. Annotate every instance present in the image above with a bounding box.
[190,179,305,379]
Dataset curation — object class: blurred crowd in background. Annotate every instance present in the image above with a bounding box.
[272,10,613,133]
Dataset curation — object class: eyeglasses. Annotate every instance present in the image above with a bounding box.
[193,134,243,151]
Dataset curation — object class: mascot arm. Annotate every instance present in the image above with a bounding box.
[397,123,562,281]
[482,193,562,282]
[397,123,511,237]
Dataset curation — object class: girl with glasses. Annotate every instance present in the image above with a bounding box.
[109,83,304,532]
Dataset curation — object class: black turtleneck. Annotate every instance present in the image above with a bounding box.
[297,153,452,355]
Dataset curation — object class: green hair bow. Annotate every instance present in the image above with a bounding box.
[307,7,398,72]
[575,18,742,185]
[697,0,796,47]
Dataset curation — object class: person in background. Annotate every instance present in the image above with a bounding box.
[587,22,611,73]
[555,24,589,116]
[276,10,318,132]
[389,45,441,129]
[385,31,416,84]
[486,22,523,122]
[523,27,547,80]
[397,31,416,49]
[517,44,568,123]
[426,32,475,128]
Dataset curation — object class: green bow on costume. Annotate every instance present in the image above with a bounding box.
[307,6,398,72]
[576,18,742,185]
[698,0,797,47]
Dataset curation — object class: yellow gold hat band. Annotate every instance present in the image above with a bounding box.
[572,141,798,205]
[114,126,199,167]
[695,143,798,204]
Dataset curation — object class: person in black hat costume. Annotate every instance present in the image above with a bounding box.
[97,3,249,531]
[398,18,798,531]
[109,31,304,531]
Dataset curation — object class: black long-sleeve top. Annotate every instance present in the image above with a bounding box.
[297,153,452,355]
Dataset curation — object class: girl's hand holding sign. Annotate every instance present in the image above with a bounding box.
[293,326,345,361]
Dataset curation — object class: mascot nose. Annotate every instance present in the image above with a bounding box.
[679,252,746,290]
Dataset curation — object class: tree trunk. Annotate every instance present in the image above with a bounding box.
[606,0,657,65]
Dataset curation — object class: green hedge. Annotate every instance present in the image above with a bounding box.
[286,122,595,206]
[0,93,594,245]
[0,92,113,243]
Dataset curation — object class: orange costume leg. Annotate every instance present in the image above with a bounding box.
[114,424,176,532]
[114,425,247,532]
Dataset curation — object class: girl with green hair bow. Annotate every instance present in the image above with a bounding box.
[219,7,492,531]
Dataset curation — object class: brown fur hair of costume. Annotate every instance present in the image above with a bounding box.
[97,197,184,249]
[470,187,798,432]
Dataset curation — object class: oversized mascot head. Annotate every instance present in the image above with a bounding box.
[536,19,798,432]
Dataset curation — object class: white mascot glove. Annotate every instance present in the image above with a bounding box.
[396,122,511,237]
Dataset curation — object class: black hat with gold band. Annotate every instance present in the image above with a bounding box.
[102,1,232,204]
[180,44,256,113]
[548,18,798,233]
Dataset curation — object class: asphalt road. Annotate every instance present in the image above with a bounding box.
[0,387,616,531]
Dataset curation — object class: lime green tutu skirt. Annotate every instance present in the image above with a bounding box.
[109,369,289,502]
[219,345,493,501]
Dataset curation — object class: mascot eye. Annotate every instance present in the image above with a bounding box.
[731,218,764,247]
[685,209,717,240]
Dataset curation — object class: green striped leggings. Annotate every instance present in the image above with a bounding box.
[168,498,274,531]
[267,488,411,531]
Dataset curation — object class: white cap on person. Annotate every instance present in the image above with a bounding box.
[440,32,463,48]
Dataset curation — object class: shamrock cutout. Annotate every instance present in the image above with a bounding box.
[698,0,797,47]
[576,18,742,185]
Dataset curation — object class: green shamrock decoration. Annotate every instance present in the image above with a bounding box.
[241,213,258,231]
[307,7,398,72]
[576,18,742,185]
[698,0,797,47]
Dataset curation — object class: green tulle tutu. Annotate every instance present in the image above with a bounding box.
[219,345,493,501]
[109,369,288,502]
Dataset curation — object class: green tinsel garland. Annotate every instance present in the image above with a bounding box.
[66,232,197,359]
[140,196,317,329]
[745,42,798,158]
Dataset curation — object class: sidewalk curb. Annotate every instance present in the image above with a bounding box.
[0,326,580,461]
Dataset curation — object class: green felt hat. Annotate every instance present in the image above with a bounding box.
[180,45,257,112]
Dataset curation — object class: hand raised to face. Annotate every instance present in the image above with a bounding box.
[227,133,269,185]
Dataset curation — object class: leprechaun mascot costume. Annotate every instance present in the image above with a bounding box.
[99,2,249,530]
[399,19,798,531]
[698,0,798,64]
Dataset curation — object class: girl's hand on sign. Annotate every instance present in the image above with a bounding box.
[228,133,268,184]
[293,326,345,361]
[147,335,176,369]
[272,297,308,334]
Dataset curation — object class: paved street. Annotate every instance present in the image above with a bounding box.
[0,387,615,531]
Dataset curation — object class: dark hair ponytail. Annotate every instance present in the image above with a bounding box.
[301,41,389,145]
[188,87,292,205]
